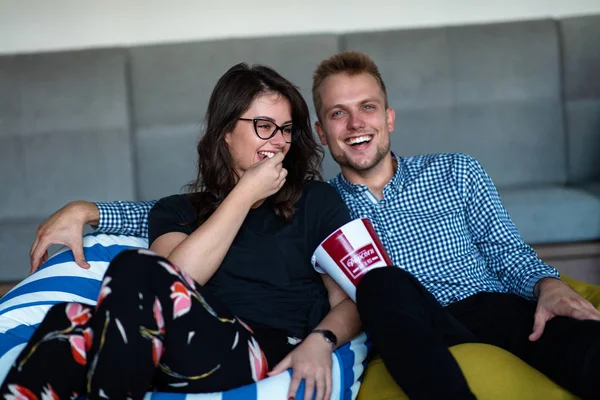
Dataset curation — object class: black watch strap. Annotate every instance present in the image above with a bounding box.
[311,329,338,347]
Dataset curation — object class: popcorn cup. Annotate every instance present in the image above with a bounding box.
[311,218,392,301]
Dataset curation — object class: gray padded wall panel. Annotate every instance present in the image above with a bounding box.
[560,15,600,183]
[129,34,340,199]
[135,124,202,200]
[0,57,19,137]
[18,50,129,135]
[0,49,135,220]
[0,220,45,280]
[342,20,566,188]
[449,20,560,103]
[129,34,340,127]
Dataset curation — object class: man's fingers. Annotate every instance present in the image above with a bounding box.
[529,310,549,341]
[30,235,40,259]
[569,306,600,321]
[30,241,51,274]
[72,244,90,269]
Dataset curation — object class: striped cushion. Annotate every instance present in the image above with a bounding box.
[0,233,370,400]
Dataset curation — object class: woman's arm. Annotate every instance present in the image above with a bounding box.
[150,184,255,285]
[150,153,287,285]
[313,274,362,348]
[269,275,361,400]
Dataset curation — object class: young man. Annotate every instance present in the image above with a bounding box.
[29,52,600,399]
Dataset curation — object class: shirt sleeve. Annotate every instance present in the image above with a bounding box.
[148,195,197,246]
[458,155,560,301]
[94,200,157,238]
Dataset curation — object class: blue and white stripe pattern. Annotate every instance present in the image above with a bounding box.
[0,233,370,400]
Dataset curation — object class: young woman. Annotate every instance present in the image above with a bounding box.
[1,64,361,400]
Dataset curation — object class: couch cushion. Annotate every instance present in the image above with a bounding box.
[560,15,600,184]
[356,344,576,400]
[0,49,135,221]
[341,19,566,188]
[499,186,600,244]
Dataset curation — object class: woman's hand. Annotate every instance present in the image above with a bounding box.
[268,333,334,400]
[235,152,287,205]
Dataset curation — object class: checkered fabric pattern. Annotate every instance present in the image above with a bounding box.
[96,200,156,238]
[329,152,559,306]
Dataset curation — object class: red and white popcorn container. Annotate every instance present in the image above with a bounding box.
[311,218,392,301]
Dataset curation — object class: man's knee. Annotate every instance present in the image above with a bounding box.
[357,267,421,299]
[356,267,431,318]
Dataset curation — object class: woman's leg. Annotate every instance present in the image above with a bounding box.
[1,249,270,400]
[0,302,93,399]
[87,249,269,398]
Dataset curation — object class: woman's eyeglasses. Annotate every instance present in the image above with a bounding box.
[238,118,300,143]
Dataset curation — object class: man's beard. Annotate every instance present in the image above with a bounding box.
[331,141,390,172]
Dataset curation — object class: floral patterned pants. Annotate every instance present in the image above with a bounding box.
[0,249,277,400]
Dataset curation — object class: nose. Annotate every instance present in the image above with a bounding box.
[269,128,286,147]
[347,112,365,131]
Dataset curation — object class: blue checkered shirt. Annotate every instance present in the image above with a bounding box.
[95,152,559,306]
[329,153,559,305]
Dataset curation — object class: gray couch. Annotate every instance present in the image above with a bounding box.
[1,15,599,281]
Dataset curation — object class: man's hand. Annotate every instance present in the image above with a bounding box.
[529,277,600,341]
[30,201,99,273]
[268,333,334,400]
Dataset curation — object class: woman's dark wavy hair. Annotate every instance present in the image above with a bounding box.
[186,63,323,224]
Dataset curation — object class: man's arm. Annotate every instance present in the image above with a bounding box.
[30,200,156,272]
[458,155,600,340]
[459,155,559,301]
[95,200,156,238]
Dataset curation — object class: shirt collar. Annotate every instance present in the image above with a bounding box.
[334,152,406,195]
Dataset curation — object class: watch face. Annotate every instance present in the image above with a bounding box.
[314,329,337,346]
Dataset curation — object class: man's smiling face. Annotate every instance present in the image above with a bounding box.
[315,72,395,177]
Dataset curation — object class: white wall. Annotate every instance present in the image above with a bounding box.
[1,0,599,55]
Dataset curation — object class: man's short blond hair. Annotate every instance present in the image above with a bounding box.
[312,51,389,120]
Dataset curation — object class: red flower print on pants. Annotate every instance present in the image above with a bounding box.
[151,337,164,367]
[65,303,92,327]
[169,281,191,319]
[4,384,38,400]
[68,335,87,365]
[96,276,112,309]
[83,328,93,352]
[40,384,59,400]
[248,337,268,382]
[153,298,165,335]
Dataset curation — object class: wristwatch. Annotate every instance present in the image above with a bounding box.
[311,329,338,347]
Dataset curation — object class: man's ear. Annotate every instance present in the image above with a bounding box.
[314,120,328,146]
[386,107,396,133]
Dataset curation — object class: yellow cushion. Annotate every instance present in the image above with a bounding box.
[357,344,576,400]
[356,276,600,400]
